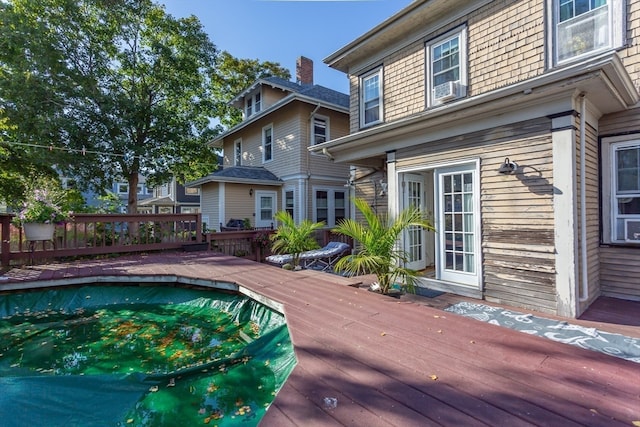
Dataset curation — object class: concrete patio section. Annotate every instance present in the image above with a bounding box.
[1,252,639,426]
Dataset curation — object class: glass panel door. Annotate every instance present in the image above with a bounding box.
[436,165,479,287]
[403,174,426,271]
[255,191,276,228]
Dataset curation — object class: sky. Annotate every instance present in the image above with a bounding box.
[160,0,414,94]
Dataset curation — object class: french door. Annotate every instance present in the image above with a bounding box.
[403,173,426,271]
[435,164,480,287]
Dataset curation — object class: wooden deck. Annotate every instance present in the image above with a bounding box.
[1,252,639,426]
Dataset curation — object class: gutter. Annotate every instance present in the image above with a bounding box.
[310,52,637,159]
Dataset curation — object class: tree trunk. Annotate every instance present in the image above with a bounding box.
[127,171,139,214]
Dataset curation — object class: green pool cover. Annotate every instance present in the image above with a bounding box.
[0,285,297,426]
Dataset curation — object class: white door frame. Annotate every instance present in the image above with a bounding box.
[255,190,277,228]
[402,173,427,271]
[434,162,481,288]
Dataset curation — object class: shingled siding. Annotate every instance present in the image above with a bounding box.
[397,117,558,314]
[347,0,547,134]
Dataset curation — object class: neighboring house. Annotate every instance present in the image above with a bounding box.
[188,57,351,232]
[138,177,201,215]
[113,178,153,213]
[310,0,640,318]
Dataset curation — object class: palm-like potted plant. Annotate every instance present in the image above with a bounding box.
[333,197,434,295]
[270,210,325,269]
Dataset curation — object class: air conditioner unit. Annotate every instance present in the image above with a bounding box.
[433,81,457,102]
[624,219,640,242]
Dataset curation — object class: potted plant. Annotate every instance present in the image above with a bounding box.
[332,197,434,295]
[270,211,324,269]
[13,179,72,241]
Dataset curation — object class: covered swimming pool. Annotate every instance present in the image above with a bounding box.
[0,279,296,426]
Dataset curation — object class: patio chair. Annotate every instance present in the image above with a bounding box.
[266,241,351,272]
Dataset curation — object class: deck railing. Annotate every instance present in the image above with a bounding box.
[0,213,206,266]
[1,214,352,268]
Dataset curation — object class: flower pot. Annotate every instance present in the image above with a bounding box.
[23,223,55,241]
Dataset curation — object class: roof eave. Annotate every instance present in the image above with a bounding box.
[312,52,639,162]
[208,94,348,148]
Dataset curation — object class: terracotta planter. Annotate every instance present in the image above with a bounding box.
[23,223,55,241]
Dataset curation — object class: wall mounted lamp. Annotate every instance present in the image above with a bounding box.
[498,157,518,174]
[249,188,254,196]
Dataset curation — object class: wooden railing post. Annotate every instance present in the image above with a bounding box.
[1,214,11,267]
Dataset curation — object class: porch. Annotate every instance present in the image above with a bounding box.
[1,252,637,425]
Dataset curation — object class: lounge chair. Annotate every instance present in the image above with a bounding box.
[266,241,351,272]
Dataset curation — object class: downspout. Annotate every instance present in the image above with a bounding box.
[579,93,589,303]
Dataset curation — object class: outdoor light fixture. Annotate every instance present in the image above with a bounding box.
[498,157,518,174]
[249,188,254,196]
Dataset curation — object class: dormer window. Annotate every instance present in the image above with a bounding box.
[244,91,262,118]
[255,92,261,113]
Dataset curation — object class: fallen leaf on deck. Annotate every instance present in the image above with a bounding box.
[429,374,438,380]
[380,332,386,336]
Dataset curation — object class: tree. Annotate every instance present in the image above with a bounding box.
[211,51,291,129]
[333,198,435,295]
[270,211,324,269]
[0,0,220,212]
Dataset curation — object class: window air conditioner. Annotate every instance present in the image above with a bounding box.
[433,81,458,102]
[624,219,640,242]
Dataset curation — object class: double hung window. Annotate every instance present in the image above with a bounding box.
[262,125,273,163]
[234,139,242,166]
[427,27,467,106]
[552,0,623,64]
[312,115,329,146]
[360,68,383,127]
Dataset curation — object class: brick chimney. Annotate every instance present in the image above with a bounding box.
[296,56,313,86]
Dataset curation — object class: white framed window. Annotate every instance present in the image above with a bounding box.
[603,136,640,244]
[427,27,467,106]
[312,115,329,146]
[244,91,262,118]
[550,0,624,65]
[117,183,128,194]
[234,139,242,166]
[245,97,253,117]
[285,189,295,220]
[313,188,347,227]
[254,92,261,113]
[359,67,383,128]
[262,124,273,163]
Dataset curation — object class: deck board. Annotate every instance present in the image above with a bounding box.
[1,252,639,426]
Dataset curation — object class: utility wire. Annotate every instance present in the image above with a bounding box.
[0,140,142,159]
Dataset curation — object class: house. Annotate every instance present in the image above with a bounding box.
[309,0,640,318]
[112,178,153,213]
[188,57,351,232]
[138,177,200,215]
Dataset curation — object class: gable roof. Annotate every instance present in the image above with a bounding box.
[210,77,349,148]
[186,166,283,187]
[230,76,348,109]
